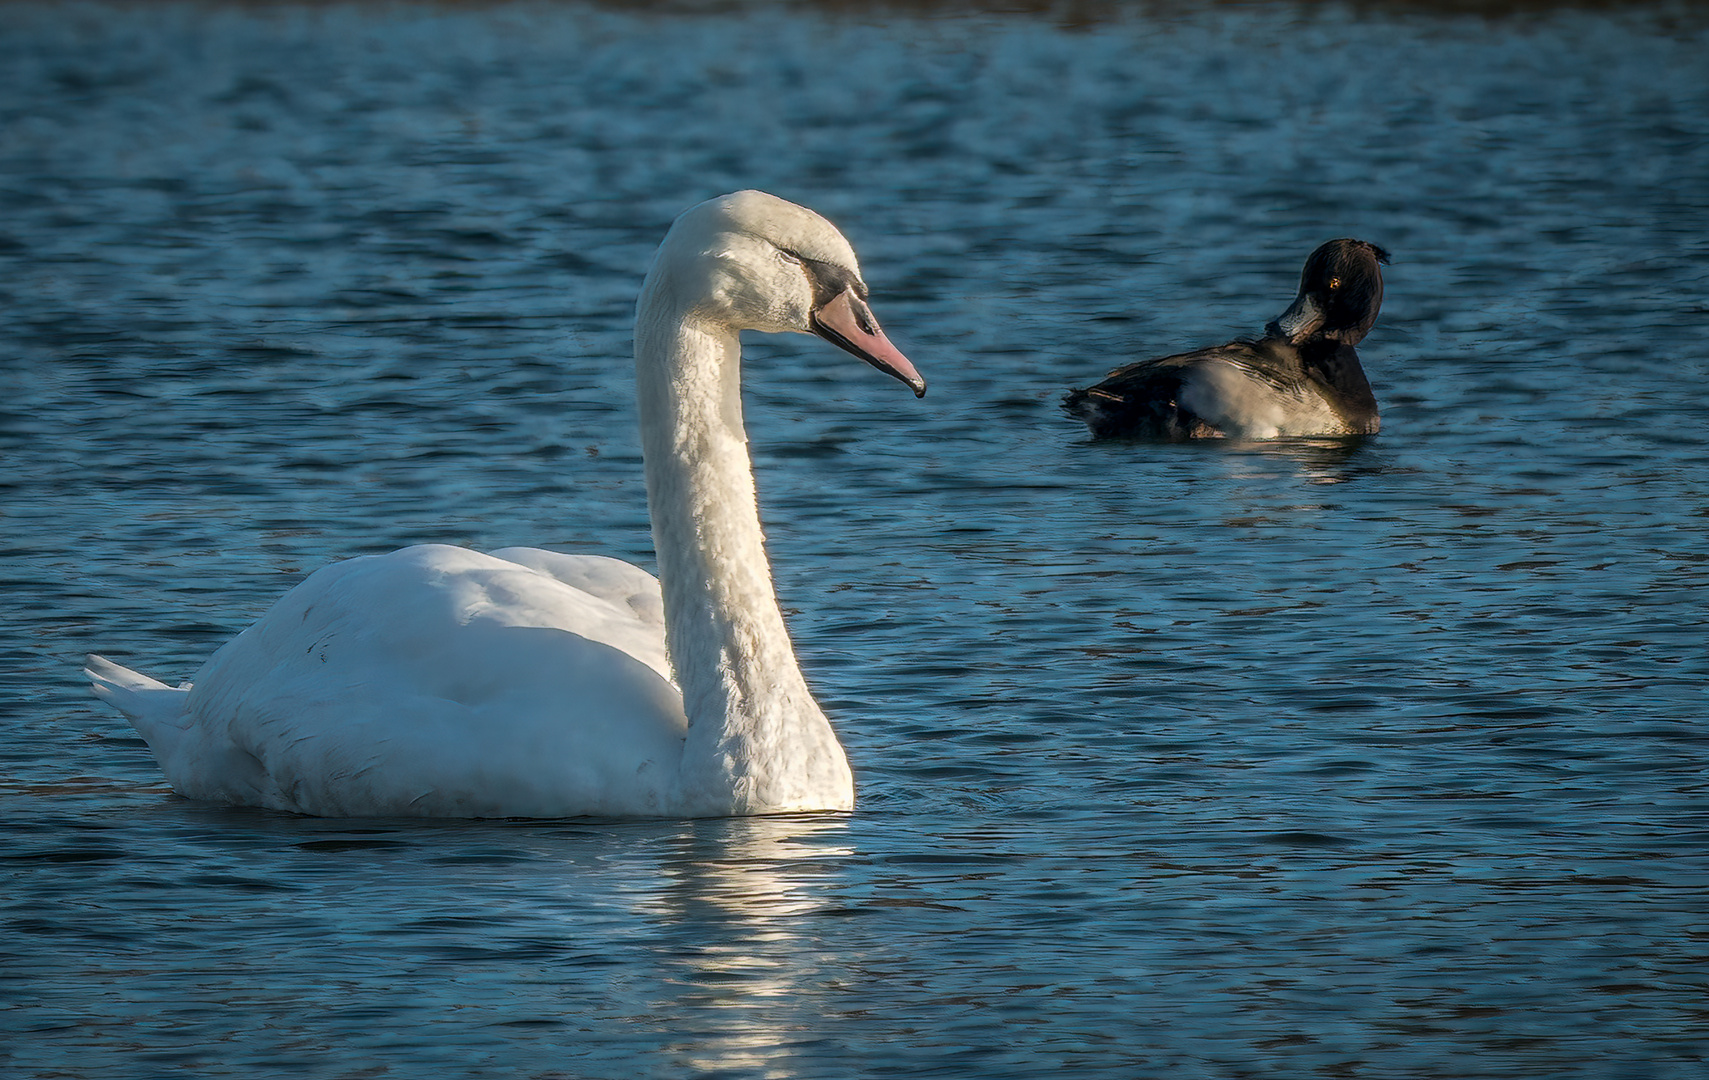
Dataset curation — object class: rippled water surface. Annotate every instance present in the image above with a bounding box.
[4,1,1708,1076]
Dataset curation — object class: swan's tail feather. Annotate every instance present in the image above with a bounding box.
[85,654,191,736]
[86,655,271,806]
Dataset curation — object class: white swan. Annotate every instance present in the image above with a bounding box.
[85,190,925,819]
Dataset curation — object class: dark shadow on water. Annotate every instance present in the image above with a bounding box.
[149,795,855,854]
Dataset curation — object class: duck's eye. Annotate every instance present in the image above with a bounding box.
[1328,276,1342,290]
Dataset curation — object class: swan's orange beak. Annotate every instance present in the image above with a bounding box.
[811,289,926,398]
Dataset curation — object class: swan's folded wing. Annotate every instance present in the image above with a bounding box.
[172,545,690,816]
[487,547,665,634]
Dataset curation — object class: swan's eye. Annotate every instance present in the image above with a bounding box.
[776,249,804,267]
[1328,276,1342,290]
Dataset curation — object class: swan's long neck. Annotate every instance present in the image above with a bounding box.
[634,292,853,814]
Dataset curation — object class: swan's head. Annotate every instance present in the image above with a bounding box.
[650,190,926,397]
[1266,238,1390,347]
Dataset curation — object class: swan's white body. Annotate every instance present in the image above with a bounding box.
[86,191,924,819]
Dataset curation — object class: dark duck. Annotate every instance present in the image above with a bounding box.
[1063,239,1390,440]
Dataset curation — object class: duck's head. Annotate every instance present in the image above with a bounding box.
[1267,238,1390,347]
[647,190,926,398]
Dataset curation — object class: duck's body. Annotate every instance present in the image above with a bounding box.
[1064,239,1389,440]
[1064,335,1378,441]
[86,191,925,820]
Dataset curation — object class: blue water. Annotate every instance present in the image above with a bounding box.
[4,1,1707,1076]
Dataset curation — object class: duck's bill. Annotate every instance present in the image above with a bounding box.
[812,289,927,398]
[1267,294,1324,345]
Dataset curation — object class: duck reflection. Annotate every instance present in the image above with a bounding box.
[1084,433,1386,489]
[1240,435,1386,486]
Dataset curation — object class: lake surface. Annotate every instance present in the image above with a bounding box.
[3,1,1707,1076]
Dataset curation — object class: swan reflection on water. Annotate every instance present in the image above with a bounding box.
[586,814,860,1077]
